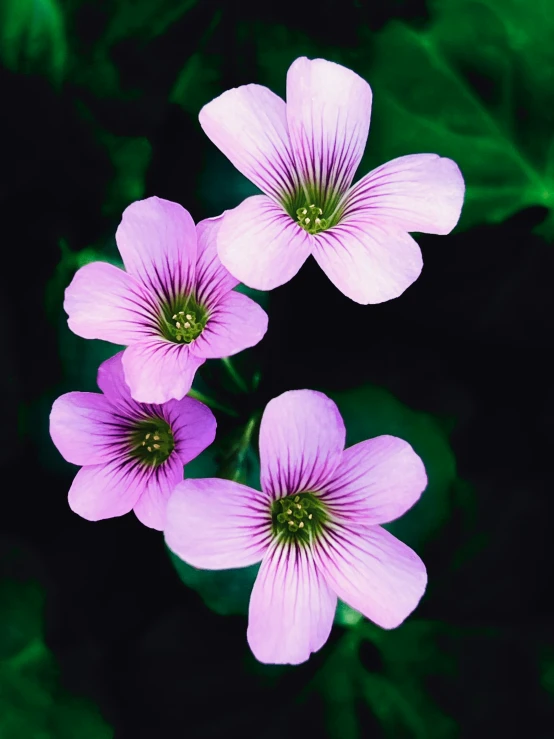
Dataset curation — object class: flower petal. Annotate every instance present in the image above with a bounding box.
[286,57,372,210]
[96,351,140,415]
[64,262,156,344]
[260,390,345,498]
[190,291,268,359]
[217,195,312,290]
[195,216,239,309]
[164,478,272,569]
[161,396,217,465]
[121,340,205,404]
[50,392,117,466]
[133,454,183,531]
[322,437,427,524]
[313,218,423,304]
[342,154,465,235]
[247,539,337,665]
[115,196,197,303]
[316,524,427,629]
[68,460,147,521]
[199,84,299,203]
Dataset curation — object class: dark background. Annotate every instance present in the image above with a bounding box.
[1,0,553,737]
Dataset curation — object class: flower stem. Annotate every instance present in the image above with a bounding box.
[187,388,239,417]
[221,356,249,393]
[231,412,260,482]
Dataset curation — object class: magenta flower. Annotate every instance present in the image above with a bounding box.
[199,57,465,304]
[50,352,216,530]
[164,390,427,664]
[64,197,269,404]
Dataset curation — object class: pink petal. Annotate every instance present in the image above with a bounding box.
[164,478,272,569]
[64,262,156,344]
[190,291,268,359]
[121,340,205,404]
[50,392,116,466]
[199,84,299,203]
[313,218,423,304]
[195,216,239,309]
[315,524,427,629]
[259,390,345,498]
[322,437,427,524]
[68,460,146,521]
[133,454,184,531]
[96,351,139,414]
[342,154,465,235]
[217,195,312,290]
[115,196,197,302]
[286,57,372,209]
[247,539,337,665]
[161,396,217,465]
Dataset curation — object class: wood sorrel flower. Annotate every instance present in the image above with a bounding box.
[64,197,268,404]
[50,352,216,530]
[200,57,465,304]
[164,390,427,664]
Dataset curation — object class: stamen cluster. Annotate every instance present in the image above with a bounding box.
[296,204,328,234]
[159,298,208,344]
[271,491,327,545]
[129,418,175,467]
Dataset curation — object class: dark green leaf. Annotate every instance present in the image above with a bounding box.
[0,0,67,82]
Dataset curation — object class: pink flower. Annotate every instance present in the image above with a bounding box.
[164,390,427,664]
[64,197,269,404]
[50,352,216,530]
[199,57,465,304]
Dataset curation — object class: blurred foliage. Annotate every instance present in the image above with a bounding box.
[312,620,458,739]
[3,0,553,235]
[0,571,112,739]
[0,0,67,83]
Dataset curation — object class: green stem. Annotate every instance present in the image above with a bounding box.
[221,356,249,393]
[187,388,238,417]
[231,412,260,481]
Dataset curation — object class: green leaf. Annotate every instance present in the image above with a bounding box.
[168,549,259,617]
[0,575,113,739]
[313,621,457,739]
[0,0,67,83]
[99,134,152,216]
[170,46,222,117]
[362,0,554,236]
[329,385,457,549]
[102,0,199,46]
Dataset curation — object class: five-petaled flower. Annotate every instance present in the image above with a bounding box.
[50,352,216,530]
[164,389,427,665]
[200,56,465,304]
[64,196,269,404]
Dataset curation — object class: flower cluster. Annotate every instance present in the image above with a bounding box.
[50,56,464,664]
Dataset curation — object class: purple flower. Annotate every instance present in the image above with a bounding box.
[199,57,465,304]
[64,197,269,404]
[164,390,427,664]
[50,352,216,530]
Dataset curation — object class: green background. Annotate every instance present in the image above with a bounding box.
[1,0,553,736]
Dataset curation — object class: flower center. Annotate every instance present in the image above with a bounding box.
[159,297,208,344]
[296,204,329,234]
[129,418,175,467]
[271,492,327,544]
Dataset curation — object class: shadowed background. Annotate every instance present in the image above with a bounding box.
[1,0,553,737]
